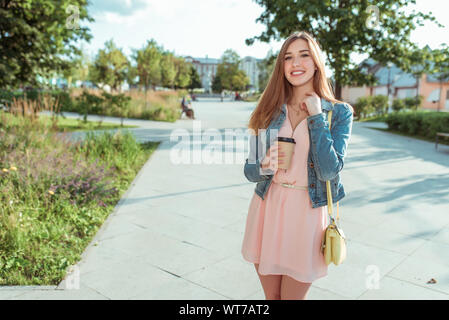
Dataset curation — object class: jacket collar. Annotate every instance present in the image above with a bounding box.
[281,97,334,114]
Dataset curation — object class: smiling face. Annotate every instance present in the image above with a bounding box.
[283,39,316,87]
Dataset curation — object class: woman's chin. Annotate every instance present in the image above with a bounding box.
[287,75,314,87]
[289,80,311,87]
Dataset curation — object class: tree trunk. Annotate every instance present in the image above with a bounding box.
[144,84,148,109]
[334,81,342,100]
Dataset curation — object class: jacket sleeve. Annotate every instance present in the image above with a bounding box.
[307,103,353,182]
[244,132,275,183]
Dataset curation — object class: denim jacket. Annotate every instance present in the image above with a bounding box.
[244,97,353,209]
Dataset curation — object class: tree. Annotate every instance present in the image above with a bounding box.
[173,57,191,89]
[160,52,177,89]
[90,39,129,92]
[246,0,442,99]
[231,70,250,91]
[61,46,91,88]
[188,64,202,92]
[212,73,223,93]
[133,39,162,105]
[126,64,139,87]
[430,45,449,112]
[213,49,247,92]
[0,0,93,88]
[402,45,433,101]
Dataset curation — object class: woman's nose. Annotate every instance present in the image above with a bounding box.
[292,56,301,66]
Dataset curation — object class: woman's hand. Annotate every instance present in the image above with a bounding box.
[260,141,283,173]
[303,92,322,116]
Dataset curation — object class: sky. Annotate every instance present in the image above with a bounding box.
[82,0,449,71]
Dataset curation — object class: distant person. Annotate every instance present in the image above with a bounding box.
[221,91,225,102]
[181,95,195,119]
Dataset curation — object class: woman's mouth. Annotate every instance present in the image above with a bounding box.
[291,70,305,77]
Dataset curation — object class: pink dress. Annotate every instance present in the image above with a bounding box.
[241,107,329,283]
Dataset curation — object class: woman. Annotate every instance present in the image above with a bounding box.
[241,31,354,300]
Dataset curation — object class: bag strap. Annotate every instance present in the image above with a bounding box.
[326,110,340,222]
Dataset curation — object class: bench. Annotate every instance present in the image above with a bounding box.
[435,132,449,150]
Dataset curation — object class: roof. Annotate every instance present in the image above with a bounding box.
[364,59,449,87]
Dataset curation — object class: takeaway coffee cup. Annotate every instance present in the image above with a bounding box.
[277,137,295,170]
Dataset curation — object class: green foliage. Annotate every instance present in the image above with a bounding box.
[161,52,177,88]
[372,95,389,116]
[231,70,250,91]
[101,91,132,126]
[247,0,443,98]
[404,96,423,110]
[61,46,92,88]
[89,39,130,91]
[213,49,249,92]
[76,91,105,122]
[133,39,163,91]
[174,57,191,89]
[385,110,449,138]
[212,73,223,93]
[0,112,159,284]
[188,65,202,91]
[430,45,449,82]
[0,0,93,88]
[0,89,73,113]
[392,96,423,112]
[354,95,388,119]
[392,98,406,112]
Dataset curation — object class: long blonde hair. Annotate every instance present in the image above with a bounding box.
[248,31,350,134]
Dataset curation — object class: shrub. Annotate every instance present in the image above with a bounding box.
[372,95,388,116]
[385,110,449,138]
[392,99,406,112]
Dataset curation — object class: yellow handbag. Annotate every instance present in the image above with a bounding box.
[320,110,347,266]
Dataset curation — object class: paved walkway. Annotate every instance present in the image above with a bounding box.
[1,98,449,299]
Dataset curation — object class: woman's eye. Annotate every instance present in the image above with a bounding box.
[285,54,308,60]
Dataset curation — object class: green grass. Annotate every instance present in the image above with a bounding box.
[0,111,159,285]
[40,114,138,132]
[0,112,138,132]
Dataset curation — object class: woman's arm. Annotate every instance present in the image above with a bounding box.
[307,103,354,181]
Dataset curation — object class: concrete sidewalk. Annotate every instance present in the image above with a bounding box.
[2,100,449,299]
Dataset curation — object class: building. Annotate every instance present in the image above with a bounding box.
[184,55,220,92]
[185,54,262,93]
[342,58,449,111]
[240,56,263,92]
